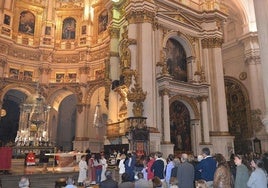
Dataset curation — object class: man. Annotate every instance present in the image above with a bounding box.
[151,151,165,181]
[134,172,152,188]
[99,170,118,188]
[195,147,217,188]
[177,153,195,188]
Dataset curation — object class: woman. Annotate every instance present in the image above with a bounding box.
[213,153,232,188]
[101,154,108,181]
[94,153,103,185]
[118,153,126,183]
[247,158,267,188]
[78,155,88,186]
[165,154,175,187]
[147,152,155,180]
[234,154,249,188]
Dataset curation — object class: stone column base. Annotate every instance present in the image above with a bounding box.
[160,143,174,158]
[210,134,234,160]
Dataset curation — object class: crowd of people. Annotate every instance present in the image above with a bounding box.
[17,147,268,188]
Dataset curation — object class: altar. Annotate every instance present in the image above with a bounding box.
[45,152,87,172]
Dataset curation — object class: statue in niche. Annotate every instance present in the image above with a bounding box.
[166,38,187,81]
[62,17,76,40]
[19,11,35,35]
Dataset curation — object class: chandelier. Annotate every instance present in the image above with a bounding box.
[93,90,104,128]
[15,92,51,147]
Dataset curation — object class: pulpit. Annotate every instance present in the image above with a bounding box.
[0,147,12,171]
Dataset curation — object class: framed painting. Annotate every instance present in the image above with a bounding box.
[4,14,11,25]
[23,70,33,81]
[98,10,108,34]
[9,68,19,79]
[45,26,51,35]
[62,17,76,40]
[56,73,65,83]
[68,73,77,82]
[18,11,35,35]
[81,25,86,35]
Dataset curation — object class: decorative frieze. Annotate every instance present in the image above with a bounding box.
[201,37,223,48]
[126,10,155,24]
[109,27,120,39]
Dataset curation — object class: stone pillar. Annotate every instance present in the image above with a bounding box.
[186,56,195,82]
[160,89,171,143]
[108,27,120,122]
[79,66,90,83]
[245,54,262,109]
[190,119,201,156]
[75,104,87,139]
[0,58,6,77]
[253,0,268,132]
[198,96,210,143]
[38,67,51,83]
[201,38,228,132]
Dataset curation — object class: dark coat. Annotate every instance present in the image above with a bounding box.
[99,178,118,188]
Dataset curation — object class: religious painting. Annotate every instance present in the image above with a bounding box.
[9,68,19,79]
[18,11,35,35]
[166,38,187,82]
[23,70,33,81]
[4,14,11,25]
[81,25,86,35]
[56,73,65,83]
[170,101,191,151]
[67,73,77,82]
[62,17,76,40]
[45,26,51,35]
[98,10,108,34]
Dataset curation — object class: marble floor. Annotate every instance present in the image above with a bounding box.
[0,158,118,188]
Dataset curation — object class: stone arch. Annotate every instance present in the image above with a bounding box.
[224,76,252,154]
[169,94,200,152]
[162,31,195,58]
[0,84,35,102]
[170,94,200,120]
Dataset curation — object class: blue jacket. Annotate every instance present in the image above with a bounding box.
[195,156,216,181]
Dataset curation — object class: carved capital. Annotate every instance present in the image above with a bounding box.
[79,66,90,74]
[39,67,52,75]
[159,88,170,97]
[76,103,86,114]
[197,95,208,102]
[201,37,223,48]
[109,27,120,39]
[126,10,155,24]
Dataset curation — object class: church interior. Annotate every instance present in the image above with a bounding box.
[0,0,268,168]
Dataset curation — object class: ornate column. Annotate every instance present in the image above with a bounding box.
[197,96,210,143]
[253,0,268,133]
